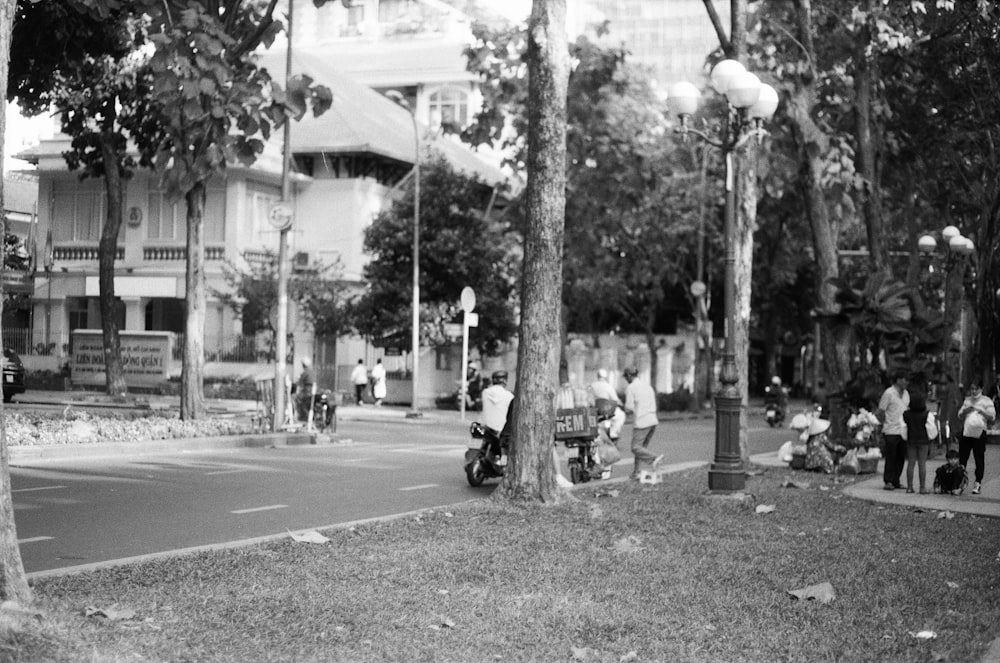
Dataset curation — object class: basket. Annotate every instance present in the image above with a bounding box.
[790,453,806,470]
[857,457,879,474]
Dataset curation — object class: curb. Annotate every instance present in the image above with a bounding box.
[7,431,349,463]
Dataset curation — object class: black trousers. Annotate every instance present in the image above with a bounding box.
[959,433,987,483]
[882,434,905,486]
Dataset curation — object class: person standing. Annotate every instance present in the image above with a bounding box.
[877,372,910,491]
[902,392,933,494]
[350,359,368,406]
[296,357,316,422]
[623,367,663,479]
[958,380,995,495]
[370,358,387,407]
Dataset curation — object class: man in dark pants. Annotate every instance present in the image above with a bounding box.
[876,372,910,490]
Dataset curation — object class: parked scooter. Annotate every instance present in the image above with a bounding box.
[464,421,507,486]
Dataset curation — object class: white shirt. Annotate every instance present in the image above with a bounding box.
[350,364,368,386]
[961,394,996,438]
[589,379,620,405]
[625,380,658,429]
[878,386,910,436]
[482,384,514,432]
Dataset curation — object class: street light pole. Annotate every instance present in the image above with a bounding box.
[668,60,779,493]
[386,91,422,418]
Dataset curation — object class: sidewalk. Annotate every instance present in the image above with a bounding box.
[751,445,1000,519]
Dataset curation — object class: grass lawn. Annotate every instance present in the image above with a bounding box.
[3,466,999,662]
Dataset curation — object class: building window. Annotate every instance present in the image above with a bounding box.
[429,87,468,129]
[435,348,453,371]
[245,182,282,246]
[52,181,104,242]
[149,187,226,241]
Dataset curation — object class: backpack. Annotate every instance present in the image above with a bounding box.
[934,463,969,494]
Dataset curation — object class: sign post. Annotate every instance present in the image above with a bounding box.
[460,287,476,422]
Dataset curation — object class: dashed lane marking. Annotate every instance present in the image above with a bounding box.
[205,469,250,476]
[12,485,66,493]
[17,536,54,544]
[230,504,288,515]
[399,484,439,492]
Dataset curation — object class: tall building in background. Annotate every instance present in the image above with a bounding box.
[566,0,729,91]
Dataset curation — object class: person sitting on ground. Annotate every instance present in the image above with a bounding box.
[934,449,969,495]
[481,370,514,461]
[803,417,846,474]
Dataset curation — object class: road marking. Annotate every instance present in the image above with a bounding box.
[12,485,65,493]
[205,469,249,476]
[230,504,288,515]
[399,484,439,492]
[341,458,374,463]
[17,536,54,544]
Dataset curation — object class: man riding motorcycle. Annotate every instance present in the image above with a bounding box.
[764,376,788,425]
[480,370,514,462]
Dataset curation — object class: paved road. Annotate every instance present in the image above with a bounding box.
[11,416,791,575]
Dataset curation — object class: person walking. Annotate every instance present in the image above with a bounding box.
[350,359,368,406]
[876,372,910,491]
[902,392,933,494]
[370,358,387,407]
[958,380,996,495]
[623,367,662,479]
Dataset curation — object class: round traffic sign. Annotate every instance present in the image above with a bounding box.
[461,287,476,312]
[269,203,294,230]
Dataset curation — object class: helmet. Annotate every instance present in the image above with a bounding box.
[596,368,608,380]
[771,376,781,386]
[623,367,638,379]
[491,370,508,385]
[301,357,312,368]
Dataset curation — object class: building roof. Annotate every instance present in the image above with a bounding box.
[287,40,477,88]
[14,56,508,190]
[257,47,507,187]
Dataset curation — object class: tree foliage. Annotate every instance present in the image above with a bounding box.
[351,153,518,357]
[215,251,349,356]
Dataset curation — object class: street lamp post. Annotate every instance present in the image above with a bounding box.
[668,60,778,493]
[386,91,422,418]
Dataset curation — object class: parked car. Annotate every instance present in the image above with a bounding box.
[2,348,26,403]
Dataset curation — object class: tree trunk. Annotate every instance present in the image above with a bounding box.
[0,0,31,604]
[181,183,207,420]
[854,0,886,274]
[494,0,568,503]
[98,134,127,397]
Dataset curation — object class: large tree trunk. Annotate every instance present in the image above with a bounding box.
[0,0,31,605]
[181,182,207,420]
[854,0,886,274]
[98,134,127,397]
[494,0,568,503]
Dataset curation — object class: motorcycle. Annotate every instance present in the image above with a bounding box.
[435,377,489,411]
[311,392,335,432]
[764,400,785,427]
[464,422,507,486]
[558,405,617,484]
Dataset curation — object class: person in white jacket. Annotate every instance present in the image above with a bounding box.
[958,380,996,495]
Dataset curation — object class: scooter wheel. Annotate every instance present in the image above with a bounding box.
[466,458,486,487]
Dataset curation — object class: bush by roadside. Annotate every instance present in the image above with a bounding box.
[3,410,253,447]
[3,467,998,662]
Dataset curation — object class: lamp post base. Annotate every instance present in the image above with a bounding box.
[708,389,745,492]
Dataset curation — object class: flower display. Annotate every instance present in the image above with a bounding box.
[846,408,880,444]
